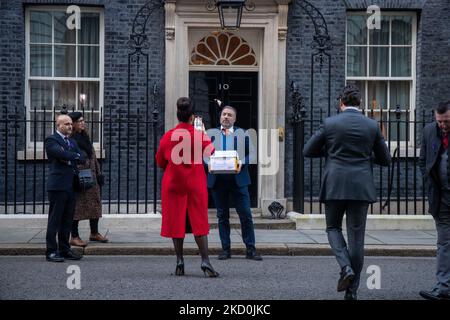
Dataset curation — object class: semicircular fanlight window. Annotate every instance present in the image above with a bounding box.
[190,32,257,66]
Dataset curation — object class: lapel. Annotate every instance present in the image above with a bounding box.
[54,132,70,151]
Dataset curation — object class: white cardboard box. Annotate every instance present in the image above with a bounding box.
[209,150,239,174]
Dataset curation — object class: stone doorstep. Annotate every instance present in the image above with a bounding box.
[288,213,436,231]
[0,214,296,230]
[0,243,436,257]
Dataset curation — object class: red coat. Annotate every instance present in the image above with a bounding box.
[156,122,214,238]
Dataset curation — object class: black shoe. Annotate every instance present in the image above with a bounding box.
[344,289,358,300]
[46,252,64,262]
[60,250,82,260]
[246,249,263,261]
[419,290,450,300]
[337,266,355,292]
[175,260,185,276]
[218,250,231,260]
[201,261,219,277]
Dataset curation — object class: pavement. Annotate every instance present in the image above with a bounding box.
[0,213,439,257]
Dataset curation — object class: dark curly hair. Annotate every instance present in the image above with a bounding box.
[339,84,361,107]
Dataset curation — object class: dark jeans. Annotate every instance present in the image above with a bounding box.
[71,218,99,238]
[433,212,450,295]
[325,200,369,293]
[46,191,75,255]
[211,179,256,251]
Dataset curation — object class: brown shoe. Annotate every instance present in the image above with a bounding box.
[70,237,88,247]
[89,233,109,243]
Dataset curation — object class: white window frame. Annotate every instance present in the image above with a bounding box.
[24,5,104,153]
[345,11,417,152]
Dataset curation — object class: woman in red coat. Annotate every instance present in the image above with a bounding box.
[156,97,218,277]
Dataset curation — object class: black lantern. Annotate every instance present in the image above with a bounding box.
[207,0,255,30]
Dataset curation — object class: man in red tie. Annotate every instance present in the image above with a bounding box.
[419,100,450,300]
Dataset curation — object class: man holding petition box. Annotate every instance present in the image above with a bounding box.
[207,106,262,261]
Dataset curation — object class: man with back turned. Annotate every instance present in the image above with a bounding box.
[304,85,391,300]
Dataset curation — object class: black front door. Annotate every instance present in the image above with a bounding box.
[189,71,258,208]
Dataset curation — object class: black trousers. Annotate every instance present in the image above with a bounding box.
[46,190,75,255]
[325,200,369,293]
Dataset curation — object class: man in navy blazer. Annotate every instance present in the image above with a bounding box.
[44,114,85,262]
[208,106,262,261]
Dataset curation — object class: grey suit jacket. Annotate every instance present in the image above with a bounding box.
[419,122,445,216]
[304,109,391,203]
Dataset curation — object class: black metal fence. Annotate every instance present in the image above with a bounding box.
[0,105,161,215]
[0,104,436,215]
[292,99,435,215]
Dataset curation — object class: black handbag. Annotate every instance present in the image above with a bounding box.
[75,168,95,192]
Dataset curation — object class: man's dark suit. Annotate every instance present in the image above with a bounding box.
[304,108,391,293]
[419,122,450,296]
[45,132,84,256]
[207,126,256,253]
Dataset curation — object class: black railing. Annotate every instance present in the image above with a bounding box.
[0,105,161,214]
[0,105,436,215]
[292,101,435,215]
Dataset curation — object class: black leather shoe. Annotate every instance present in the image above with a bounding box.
[419,290,450,300]
[246,249,263,261]
[61,250,82,260]
[337,266,355,292]
[46,252,64,262]
[344,290,357,300]
[218,250,231,260]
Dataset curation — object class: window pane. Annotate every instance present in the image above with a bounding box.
[392,16,412,45]
[388,112,409,141]
[347,15,367,45]
[347,47,367,76]
[369,47,388,76]
[54,11,76,44]
[30,80,52,110]
[30,45,52,76]
[390,81,411,110]
[78,46,99,77]
[369,17,389,45]
[79,13,99,44]
[368,81,388,109]
[54,45,76,77]
[346,80,366,109]
[371,109,388,139]
[54,81,76,109]
[30,11,52,43]
[78,82,99,110]
[391,47,411,77]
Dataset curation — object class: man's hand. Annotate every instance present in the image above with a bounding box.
[236,160,242,173]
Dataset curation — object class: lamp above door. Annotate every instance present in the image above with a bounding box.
[206,0,255,30]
